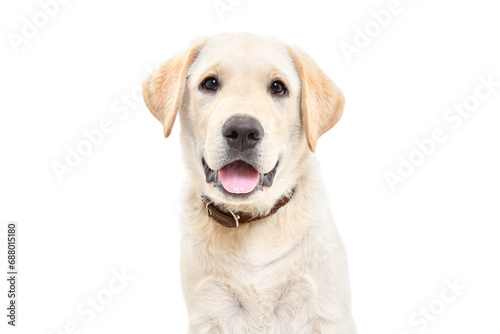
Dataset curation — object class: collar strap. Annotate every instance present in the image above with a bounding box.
[202,188,295,228]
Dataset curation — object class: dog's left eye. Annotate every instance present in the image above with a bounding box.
[201,77,218,91]
[270,81,286,96]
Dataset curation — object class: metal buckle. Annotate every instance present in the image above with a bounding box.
[204,198,213,216]
[228,209,240,228]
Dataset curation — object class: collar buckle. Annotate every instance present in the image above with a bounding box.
[227,210,240,228]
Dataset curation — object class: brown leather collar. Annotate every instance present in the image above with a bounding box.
[202,188,295,228]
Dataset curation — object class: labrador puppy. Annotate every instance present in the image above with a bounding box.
[143,33,356,334]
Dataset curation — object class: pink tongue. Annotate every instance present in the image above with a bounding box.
[219,161,260,194]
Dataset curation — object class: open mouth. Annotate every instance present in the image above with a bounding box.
[203,158,278,195]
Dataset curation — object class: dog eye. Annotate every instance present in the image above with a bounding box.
[201,77,218,91]
[270,81,286,96]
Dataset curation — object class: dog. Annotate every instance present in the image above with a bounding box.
[143,33,356,334]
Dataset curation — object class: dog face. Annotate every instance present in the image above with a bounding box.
[143,33,344,210]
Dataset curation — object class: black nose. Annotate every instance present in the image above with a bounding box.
[222,115,264,151]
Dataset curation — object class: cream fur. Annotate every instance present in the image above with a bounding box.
[143,33,356,334]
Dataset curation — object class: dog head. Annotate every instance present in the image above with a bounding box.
[143,33,344,211]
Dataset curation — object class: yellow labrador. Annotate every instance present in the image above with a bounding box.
[143,33,356,334]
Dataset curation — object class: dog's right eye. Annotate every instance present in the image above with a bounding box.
[201,77,218,91]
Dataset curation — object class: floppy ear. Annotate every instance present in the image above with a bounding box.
[287,46,345,152]
[142,38,208,137]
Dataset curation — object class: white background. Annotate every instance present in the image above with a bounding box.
[1,0,499,333]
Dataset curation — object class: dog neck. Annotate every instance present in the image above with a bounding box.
[201,188,295,228]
